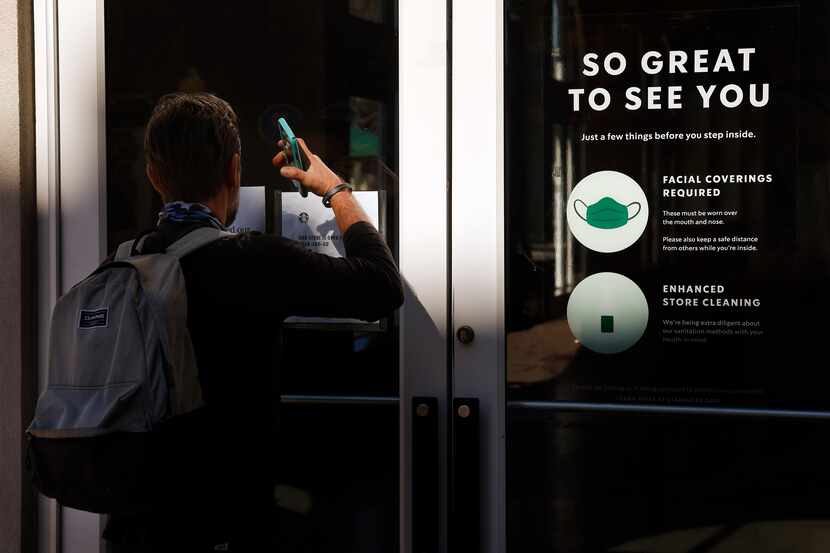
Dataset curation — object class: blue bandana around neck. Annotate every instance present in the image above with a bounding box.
[158,201,226,230]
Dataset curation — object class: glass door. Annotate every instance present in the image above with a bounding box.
[454,0,830,551]
[35,1,448,552]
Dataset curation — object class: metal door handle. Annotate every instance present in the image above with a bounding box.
[450,398,480,552]
[413,397,439,553]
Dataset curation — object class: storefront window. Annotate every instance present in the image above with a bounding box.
[506,0,830,410]
[506,1,830,551]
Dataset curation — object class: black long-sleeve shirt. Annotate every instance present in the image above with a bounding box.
[103,220,403,550]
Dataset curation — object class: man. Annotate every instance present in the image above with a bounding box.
[103,93,403,551]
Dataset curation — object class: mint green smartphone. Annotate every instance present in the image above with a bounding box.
[277,117,311,197]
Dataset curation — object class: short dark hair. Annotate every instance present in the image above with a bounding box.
[144,92,241,202]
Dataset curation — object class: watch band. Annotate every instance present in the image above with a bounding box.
[322,183,353,208]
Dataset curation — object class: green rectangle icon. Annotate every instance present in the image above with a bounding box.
[601,315,614,333]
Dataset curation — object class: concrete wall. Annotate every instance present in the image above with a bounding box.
[0,0,37,551]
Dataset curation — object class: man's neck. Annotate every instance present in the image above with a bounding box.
[199,194,227,225]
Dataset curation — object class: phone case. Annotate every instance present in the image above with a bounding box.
[277,117,310,197]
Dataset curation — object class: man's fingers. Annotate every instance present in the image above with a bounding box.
[272,150,287,167]
[296,138,315,163]
[280,166,306,181]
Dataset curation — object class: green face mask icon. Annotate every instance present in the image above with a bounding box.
[574,196,642,230]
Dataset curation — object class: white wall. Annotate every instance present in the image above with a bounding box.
[0,0,36,552]
[0,1,22,177]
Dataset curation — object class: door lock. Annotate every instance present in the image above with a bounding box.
[456,325,475,344]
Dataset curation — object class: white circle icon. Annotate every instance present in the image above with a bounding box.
[566,170,649,253]
[567,272,649,354]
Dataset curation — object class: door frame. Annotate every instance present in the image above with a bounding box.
[33,1,450,552]
[450,1,507,552]
[399,2,450,553]
[34,0,108,552]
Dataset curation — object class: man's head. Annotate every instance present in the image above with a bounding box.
[144,92,242,225]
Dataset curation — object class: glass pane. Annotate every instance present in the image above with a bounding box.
[505,0,830,409]
[104,0,399,398]
[506,1,830,551]
[279,403,399,552]
[104,2,399,551]
[508,412,830,552]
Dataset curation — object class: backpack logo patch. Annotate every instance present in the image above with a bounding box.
[79,308,109,329]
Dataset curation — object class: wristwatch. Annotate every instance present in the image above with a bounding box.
[322,183,353,208]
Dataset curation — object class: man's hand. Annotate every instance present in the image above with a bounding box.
[271,135,371,234]
[272,138,342,197]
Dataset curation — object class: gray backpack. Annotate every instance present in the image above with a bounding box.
[26,227,231,514]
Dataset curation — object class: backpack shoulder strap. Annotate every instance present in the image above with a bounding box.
[114,239,137,261]
[114,230,156,261]
[115,227,232,261]
[118,227,232,416]
[165,227,234,259]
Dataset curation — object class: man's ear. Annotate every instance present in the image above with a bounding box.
[226,152,241,191]
[146,163,167,200]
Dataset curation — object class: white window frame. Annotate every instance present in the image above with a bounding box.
[451,1,507,552]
